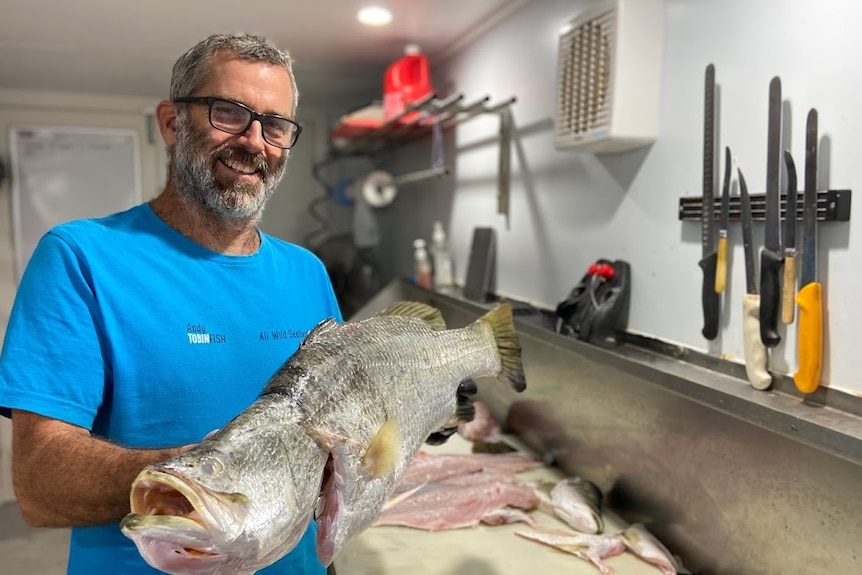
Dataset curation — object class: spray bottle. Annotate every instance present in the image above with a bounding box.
[430,221,454,288]
[412,239,433,289]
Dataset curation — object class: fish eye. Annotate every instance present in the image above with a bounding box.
[199,456,224,476]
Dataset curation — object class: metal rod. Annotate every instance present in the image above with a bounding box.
[439,96,491,129]
[387,94,465,138]
[350,93,439,145]
[391,165,449,187]
[483,96,518,114]
[498,107,512,223]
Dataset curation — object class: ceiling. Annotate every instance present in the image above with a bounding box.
[0,0,532,105]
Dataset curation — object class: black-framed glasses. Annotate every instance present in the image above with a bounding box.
[173,96,302,149]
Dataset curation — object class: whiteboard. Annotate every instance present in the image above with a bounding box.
[9,125,142,281]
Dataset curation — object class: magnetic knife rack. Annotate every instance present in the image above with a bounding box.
[678,189,852,222]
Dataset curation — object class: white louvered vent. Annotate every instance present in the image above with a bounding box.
[555,0,664,154]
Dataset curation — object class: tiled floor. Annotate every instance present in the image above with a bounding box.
[0,502,69,574]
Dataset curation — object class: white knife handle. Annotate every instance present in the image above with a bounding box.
[743,294,772,390]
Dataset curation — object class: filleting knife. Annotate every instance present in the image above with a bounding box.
[715,146,732,294]
[794,108,823,394]
[699,64,720,340]
[759,76,783,348]
[738,168,772,390]
[782,150,798,324]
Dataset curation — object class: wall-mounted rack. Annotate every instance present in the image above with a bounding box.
[678,189,852,222]
[325,92,518,224]
[329,93,517,157]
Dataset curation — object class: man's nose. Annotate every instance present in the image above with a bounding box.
[237,119,266,153]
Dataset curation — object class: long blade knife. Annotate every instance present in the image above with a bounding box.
[794,108,822,394]
[782,150,798,324]
[739,168,771,390]
[759,76,783,347]
[715,146,732,293]
[699,64,720,340]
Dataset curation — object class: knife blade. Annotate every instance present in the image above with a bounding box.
[794,108,822,394]
[715,146,732,293]
[699,63,720,340]
[739,168,772,390]
[782,150,798,324]
[759,76,783,347]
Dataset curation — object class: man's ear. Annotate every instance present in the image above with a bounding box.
[155,100,179,146]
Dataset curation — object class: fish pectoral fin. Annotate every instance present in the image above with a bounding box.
[361,418,402,478]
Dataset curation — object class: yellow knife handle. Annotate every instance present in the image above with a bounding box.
[715,236,727,293]
[742,294,772,390]
[781,254,797,324]
[794,282,823,394]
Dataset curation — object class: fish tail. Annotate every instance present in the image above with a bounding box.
[478,302,526,392]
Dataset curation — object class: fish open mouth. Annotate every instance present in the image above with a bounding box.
[122,466,249,561]
[129,470,208,528]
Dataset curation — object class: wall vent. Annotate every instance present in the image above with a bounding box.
[555,0,664,154]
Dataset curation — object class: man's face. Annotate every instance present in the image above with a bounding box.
[168,56,295,221]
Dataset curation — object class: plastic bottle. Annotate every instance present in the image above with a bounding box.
[430,221,454,288]
[412,239,433,289]
[383,44,433,122]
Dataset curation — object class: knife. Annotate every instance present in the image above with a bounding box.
[759,76,783,348]
[715,146,732,293]
[738,168,772,390]
[782,150,798,324]
[699,64,720,340]
[794,108,822,394]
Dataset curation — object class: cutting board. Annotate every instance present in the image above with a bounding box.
[333,435,666,575]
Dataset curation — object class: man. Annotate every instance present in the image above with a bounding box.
[0,34,340,574]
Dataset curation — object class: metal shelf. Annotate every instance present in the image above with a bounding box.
[329,93,517,156]
[678,189,851,222]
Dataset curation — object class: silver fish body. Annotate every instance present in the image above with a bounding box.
[121,301,525,574]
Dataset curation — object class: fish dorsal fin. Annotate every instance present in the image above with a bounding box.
[301,317,339,346]
[375,301,446,331]
[361,418,402,478]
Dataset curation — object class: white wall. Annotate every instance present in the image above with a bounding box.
[373,0,862,396]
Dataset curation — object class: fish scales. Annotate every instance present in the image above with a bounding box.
[274,314,505,479]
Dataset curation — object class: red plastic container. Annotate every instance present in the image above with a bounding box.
[383,44,433,123]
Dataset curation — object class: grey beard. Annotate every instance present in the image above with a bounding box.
[169,118,288,223]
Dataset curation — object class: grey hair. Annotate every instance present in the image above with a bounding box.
[169,33,299,114]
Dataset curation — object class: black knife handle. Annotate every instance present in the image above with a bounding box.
[759,249,784,347]
[699,252,720,340]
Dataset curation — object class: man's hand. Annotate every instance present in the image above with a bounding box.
[425,379,478,446]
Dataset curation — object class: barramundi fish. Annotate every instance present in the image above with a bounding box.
[120,301,526,575]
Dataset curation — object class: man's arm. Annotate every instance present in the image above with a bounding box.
[11,410,185,528]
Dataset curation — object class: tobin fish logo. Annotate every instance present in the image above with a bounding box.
[186,323,226,344]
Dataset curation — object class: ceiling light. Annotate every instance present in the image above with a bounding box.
[357,6,392,26]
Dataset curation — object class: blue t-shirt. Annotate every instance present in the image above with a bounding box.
[0,203,341,575]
